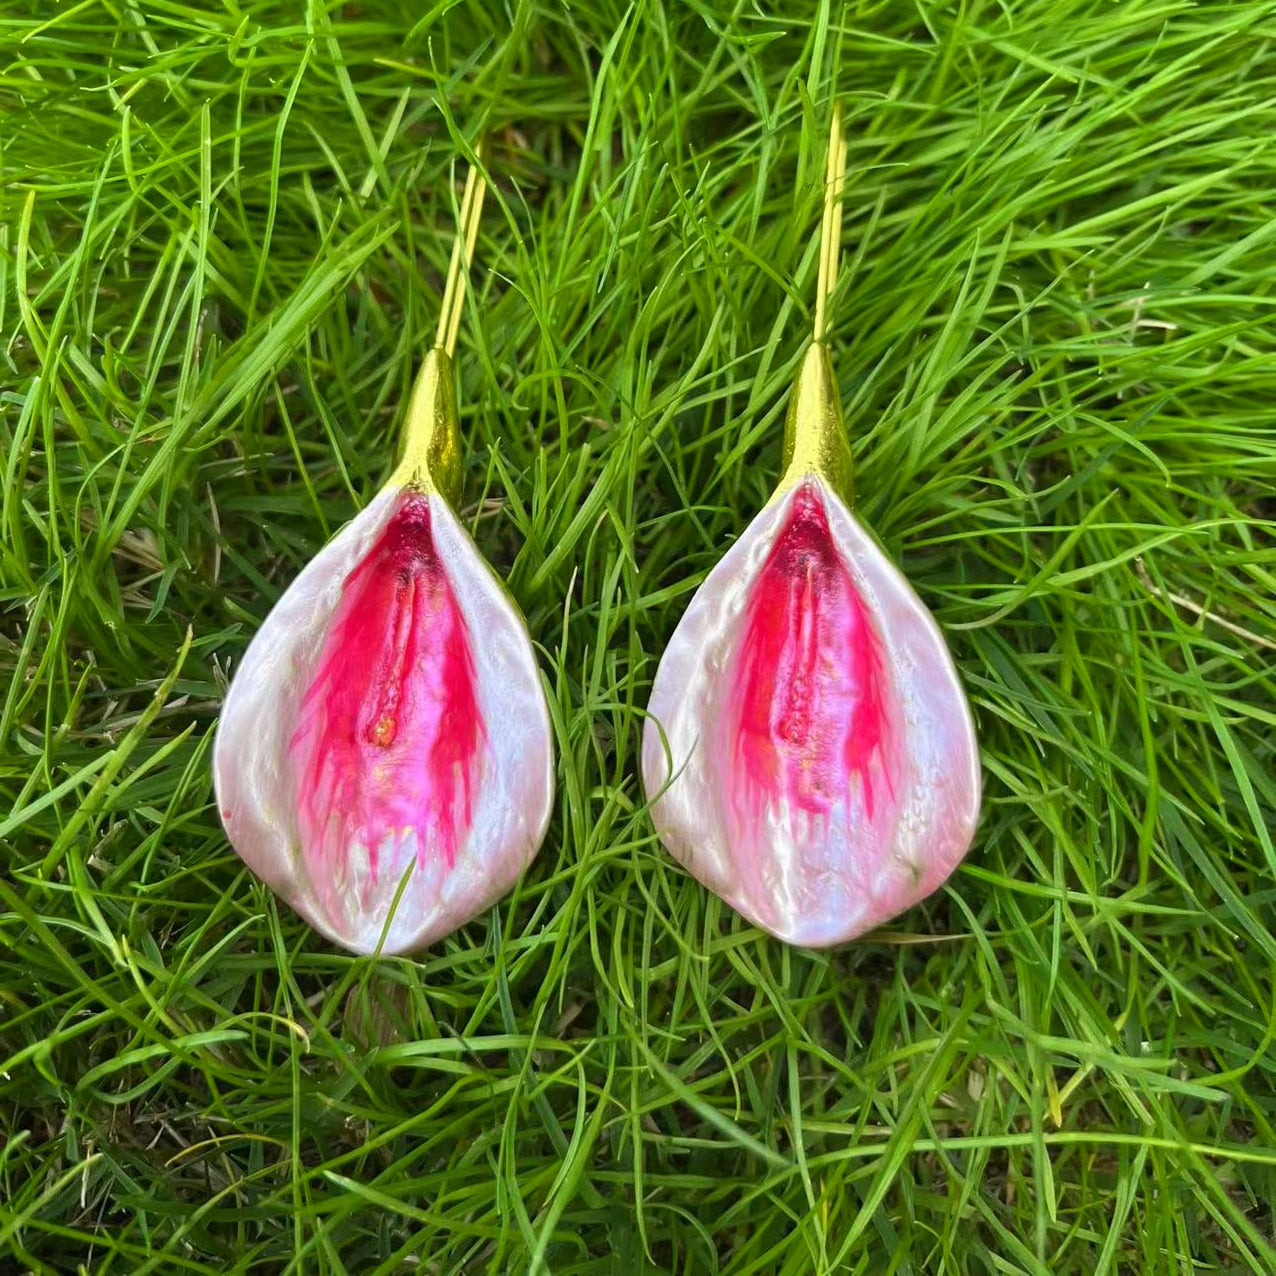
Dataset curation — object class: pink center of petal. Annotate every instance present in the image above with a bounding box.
[289,492,484,917]
[722,481,899,856]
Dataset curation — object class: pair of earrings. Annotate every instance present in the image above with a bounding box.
[213,113,981,957]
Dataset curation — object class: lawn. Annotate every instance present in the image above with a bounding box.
[2,1,1275,1272]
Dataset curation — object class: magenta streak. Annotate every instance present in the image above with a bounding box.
[289,492,484,916]
[722,482,898,885]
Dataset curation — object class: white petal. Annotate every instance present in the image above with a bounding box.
[213,489,554,955]
[642,477,980,946]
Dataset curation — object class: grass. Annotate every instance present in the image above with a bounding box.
[2,0,1275,1270]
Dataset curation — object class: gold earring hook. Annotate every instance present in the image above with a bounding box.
[814,102,847,346]
[389,146,489,505]
[777,104,854,503]
[436,154,488,358]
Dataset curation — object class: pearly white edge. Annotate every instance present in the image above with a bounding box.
[213,488,555,956]
[640,477,981,947]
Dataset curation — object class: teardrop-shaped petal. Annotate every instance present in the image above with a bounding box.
[214,487,553,955]
[642,475,979,947]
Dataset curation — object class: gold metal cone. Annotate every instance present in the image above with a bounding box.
[778,340,853,500]
[389,346,463,505]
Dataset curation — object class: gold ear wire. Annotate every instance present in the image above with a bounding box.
[389,145,489,505]
[777,104,854,503]
[437,155,488,358]
[813,102,847,346]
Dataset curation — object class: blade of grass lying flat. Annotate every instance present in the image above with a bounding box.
[640,1048,790,1171]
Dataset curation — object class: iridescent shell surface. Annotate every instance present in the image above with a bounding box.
[214,486,553,955]
[642,474,980,947]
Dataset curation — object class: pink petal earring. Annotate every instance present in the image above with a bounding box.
[215,152,554,956]
[641,107,980,947]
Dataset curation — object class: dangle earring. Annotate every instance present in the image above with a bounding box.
[641,107,980,947]
[215,150,554,956]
